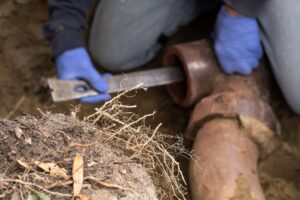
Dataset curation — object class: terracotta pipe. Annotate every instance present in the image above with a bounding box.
[186,64,280,199]
[164,40,280,199]
[189,119,265,200]
[163,40,221,107]
[163,39,272,107]
[185,65,281,155]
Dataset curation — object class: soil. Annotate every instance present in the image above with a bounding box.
[0,113,157,199]
[0,0,300,200]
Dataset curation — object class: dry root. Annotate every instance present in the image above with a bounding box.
[84,87,189,199]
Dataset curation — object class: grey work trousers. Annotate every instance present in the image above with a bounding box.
[89,0,300,114]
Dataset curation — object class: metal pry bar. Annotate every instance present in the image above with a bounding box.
[48,67,184,102]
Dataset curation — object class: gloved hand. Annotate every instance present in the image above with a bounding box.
[213,6,263,75]
[55,47,111,103]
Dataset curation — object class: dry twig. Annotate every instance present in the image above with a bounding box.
[84,176,133,192]
[0,179,72,197]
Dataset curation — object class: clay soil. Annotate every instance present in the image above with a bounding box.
[0,0,300,199]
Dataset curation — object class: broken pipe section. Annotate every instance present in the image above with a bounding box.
[164,40,280,200]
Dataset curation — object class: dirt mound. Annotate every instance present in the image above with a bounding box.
[0,113,157,199]
[0,88,188,200]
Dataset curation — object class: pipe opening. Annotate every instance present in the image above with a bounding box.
[165,55,188,104]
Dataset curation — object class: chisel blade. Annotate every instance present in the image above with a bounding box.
[48,67,184,102]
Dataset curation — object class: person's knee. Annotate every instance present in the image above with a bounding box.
[89,40,160,72]
[266,52,300,114]
[281,88,300,114]
[275,75,300,114]
[90,46,154,72]
[258,0,300,113]
[90,47,130,72]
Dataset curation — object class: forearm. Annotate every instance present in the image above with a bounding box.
[44,0,93,57]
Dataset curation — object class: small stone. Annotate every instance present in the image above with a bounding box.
[25,137,32,145]
[119,167,127,175]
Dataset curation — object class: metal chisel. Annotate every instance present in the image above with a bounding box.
[48,67,184,102]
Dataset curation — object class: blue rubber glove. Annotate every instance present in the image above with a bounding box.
[214,7,263,75]
[55,47,111,103]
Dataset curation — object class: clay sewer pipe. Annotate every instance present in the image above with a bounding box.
[164,39,281,200]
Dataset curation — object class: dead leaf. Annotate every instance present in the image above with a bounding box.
[11,191,20,200]
[17,160,30,169]
[34,161,68,179]
[72,153,84,196]
[14,127,23,139]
